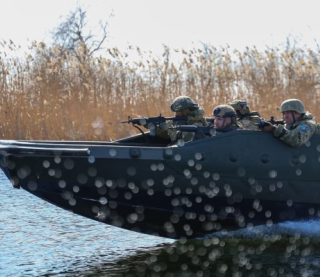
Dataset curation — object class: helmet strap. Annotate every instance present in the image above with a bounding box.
[291,111,296,124]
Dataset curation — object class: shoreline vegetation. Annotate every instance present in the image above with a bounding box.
[0,40,320,141]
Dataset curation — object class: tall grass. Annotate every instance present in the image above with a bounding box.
[0,40,319,141]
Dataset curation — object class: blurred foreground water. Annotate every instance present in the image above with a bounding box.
[1,171,320,277]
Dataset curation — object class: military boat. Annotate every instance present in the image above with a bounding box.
[0,130,319,239]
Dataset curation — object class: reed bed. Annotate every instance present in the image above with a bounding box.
[0,40,320,141]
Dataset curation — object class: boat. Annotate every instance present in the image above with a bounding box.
[0,130,319,239]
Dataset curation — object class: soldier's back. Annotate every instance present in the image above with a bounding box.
[239,113,261,131]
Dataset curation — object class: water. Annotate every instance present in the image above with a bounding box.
[1,171,320,277]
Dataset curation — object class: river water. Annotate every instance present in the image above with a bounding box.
[1,171,320,277]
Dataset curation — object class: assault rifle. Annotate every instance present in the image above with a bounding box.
[121,115,215,126]
[257,116,284,129]
[121,115,188,126]
[170,125,235,140]
[121,115,216,137]
[268,116,284,125]
[205,117,215,124]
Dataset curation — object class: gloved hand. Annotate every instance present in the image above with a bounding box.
[159,122,170,131]
[257,119,275,132]
[144,123,156,130]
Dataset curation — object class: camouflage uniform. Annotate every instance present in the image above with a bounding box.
[154,96,207,143]
[213,105,242,133]
[228,100,261,131]
[272,99,317,147]
[164,107,207,142]
[273,112,317,146]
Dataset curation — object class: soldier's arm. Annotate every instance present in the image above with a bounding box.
[155,127,171,140]
[273,123,316,147]
[186,116,207,126]
[157,121,179,141]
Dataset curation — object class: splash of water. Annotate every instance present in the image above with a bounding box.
[203,219,320,239]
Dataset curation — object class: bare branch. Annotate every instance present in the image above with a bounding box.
[51,5,112,60]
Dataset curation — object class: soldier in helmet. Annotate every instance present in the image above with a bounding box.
[213,105,242,131]
[228,100,261,131]
[147,96,207,143]
[260,99,317,147]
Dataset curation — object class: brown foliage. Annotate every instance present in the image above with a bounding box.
[0,41,320,141]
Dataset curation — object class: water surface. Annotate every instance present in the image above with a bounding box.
[1,172,320,277]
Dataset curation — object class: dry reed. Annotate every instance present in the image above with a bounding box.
[0,40,319,141]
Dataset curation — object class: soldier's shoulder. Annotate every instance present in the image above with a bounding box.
[230,123,243,130]
[297,120,317,133]
[187,107,205,121]
[238,117,260,130]
[193,106,205,117]
[303,117,317,126]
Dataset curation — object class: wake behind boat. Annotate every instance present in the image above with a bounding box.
[0,130,320,239]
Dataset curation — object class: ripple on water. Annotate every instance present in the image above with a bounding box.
[0,172,173,276]
[2,171,320,276]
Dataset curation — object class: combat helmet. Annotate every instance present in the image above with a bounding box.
[280,99,305,114]
[170,96,199,112]
[228,100,251,115]
[213,105,237,118]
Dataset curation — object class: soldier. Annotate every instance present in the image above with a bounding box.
[147,96,207,143]
[213,105,242,131]
[260,99,317,147]
[228,100,261,130]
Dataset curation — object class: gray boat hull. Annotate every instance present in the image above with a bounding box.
[0,130,319,238]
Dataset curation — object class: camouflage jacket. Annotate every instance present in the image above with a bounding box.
[228,122,243,130]
[238,113,260,131]
[215,121,243,134]
[156,107,207,143]
[273,112,317,147]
